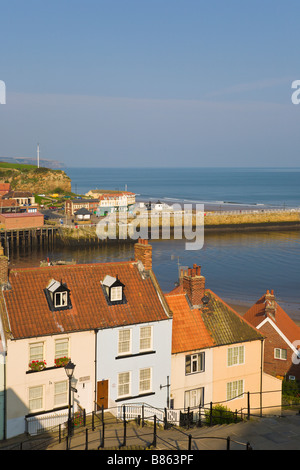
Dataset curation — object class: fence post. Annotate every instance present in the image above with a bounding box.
[246,442,253,450]
[85,428,88,451]
[187,407,190,429]
[83,409,86,427]
[142,404,145,427]
[247,392,250,420]
[152,415,157,447]
[209,402,213,426]
[101,404,104,422]
[59,423,61,443]
[188,434,192,450]
[197,405,202,427]
[164,407,168,430]
[98,420,105,449]
[92,411,95,431]
[226,436,230,450]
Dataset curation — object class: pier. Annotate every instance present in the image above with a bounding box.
[0,226,58,255]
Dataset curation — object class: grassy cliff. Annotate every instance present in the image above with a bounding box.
[0,163,71,194]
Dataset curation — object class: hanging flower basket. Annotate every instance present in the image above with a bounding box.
[54,356,71,368]
[29,360,46,371]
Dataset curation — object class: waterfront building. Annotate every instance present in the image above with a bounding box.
[2,190,35,206]
[65,198,99,216]
[0,211,44,230]
[85,189,136,216]
[0,239,172,439]
[165,265,282,414]
[243,290,300,381]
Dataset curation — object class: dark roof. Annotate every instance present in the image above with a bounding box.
[70,199,99,203]
[2,261,171,339]
[74,207,92,215]
[166,285,263,354]
[3,191,33,198]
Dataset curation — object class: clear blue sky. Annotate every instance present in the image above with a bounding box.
[0,0,300,167]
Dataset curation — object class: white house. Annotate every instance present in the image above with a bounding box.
[0,239,172,439]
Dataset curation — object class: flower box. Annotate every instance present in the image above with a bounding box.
[29,360,46,371]
[54,356,71,368]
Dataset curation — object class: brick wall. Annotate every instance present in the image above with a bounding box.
[0,214,44,229]
[260,321,300,379]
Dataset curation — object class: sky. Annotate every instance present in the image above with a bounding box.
[0,0,300,168]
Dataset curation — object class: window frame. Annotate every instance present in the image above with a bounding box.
[274,348,287,360]
[139,367,152,394]
[185,352,205,375]
[54,380,68,407]
[184,387,204,410]
[139,326,153,352]
[28,385,44,413]
[226,379,244,401]
[117,371,131,399]
[227,345,245,367]
[55,338,69,360]
[54,291,68,308]
[118,328,132,356]
[29,342,44,363]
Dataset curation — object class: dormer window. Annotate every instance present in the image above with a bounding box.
[102,275,126,305]
[45,279,72,311]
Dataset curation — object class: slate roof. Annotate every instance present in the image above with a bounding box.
[165,285,263,354]
[1,261,171,340]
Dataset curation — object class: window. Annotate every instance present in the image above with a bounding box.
[185,353,205,374]
[102,275,125,304]
[226,380,244,401]
[29,342,44,363]
[55,338,69,359]
[118,372,131,398]
[184,388,204,410]
[54,381,68,407]
[140,326,152,352]
[227,346,245,367]
[110,286,123,302]
[45,279,71,312]
[29,386,43,412]
[274,348,287,360]
[118,329,131,355]
[139,368,152,394]
[55,291,68,308]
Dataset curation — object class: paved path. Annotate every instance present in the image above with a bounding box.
[2,412,300,451]
[47,412,300,451]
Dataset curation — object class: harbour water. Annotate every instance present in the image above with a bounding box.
[8,167,300,321]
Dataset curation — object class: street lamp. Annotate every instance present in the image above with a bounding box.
[65,361,76,440]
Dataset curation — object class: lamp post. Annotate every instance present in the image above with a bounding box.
[160,375,170,409]
[65,361,76,440]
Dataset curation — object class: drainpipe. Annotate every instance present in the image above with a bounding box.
[260,339,264,417]
[94,329,98,413]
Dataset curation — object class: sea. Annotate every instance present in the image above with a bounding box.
[9,167,300,322]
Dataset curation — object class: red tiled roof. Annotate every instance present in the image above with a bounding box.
[3,261,170,339]
[165,290,214,354]
[243,292,300,344]
[165,286,263,354]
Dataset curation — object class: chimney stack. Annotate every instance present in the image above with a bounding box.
[265,289,276,317]
[0,245,8,285]
[134,239,152,270]
[182,264,205,307]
